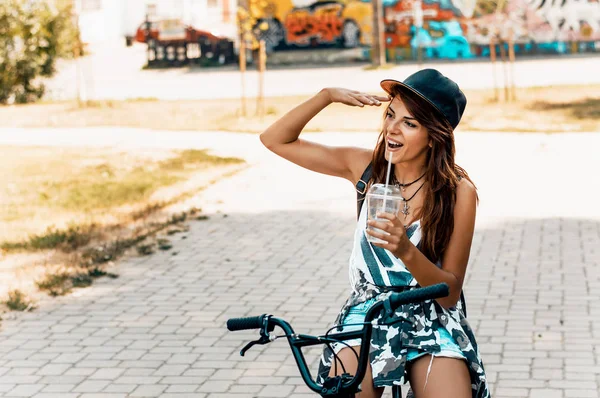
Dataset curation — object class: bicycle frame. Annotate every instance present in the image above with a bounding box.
[227,283,449,398]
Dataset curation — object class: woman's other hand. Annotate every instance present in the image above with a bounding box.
[322,88,390,108]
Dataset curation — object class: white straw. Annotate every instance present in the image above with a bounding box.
[381,153,393,213]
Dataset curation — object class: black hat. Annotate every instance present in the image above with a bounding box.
[380,69,466,130]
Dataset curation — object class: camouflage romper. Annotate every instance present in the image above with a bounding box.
[316,202,491,398]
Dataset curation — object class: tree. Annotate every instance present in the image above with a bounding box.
[0,0,81,104]
[237,0,273,53]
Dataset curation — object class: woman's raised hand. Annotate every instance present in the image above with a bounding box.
[323,88,391,108]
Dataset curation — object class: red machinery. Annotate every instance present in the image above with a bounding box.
[133,18,236,66]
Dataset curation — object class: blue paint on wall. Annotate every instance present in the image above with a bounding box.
[411,21,472,59]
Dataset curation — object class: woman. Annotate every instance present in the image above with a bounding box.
[259,69,489,398]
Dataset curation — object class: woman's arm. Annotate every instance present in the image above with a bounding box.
[260,88,389,183]
[367,178,478,309]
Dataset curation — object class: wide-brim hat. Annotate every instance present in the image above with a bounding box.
[380,69,466,130]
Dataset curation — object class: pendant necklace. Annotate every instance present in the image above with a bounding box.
[395,172,426,192]
[401,182,426,217]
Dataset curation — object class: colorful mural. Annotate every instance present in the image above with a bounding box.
[249,0,600,58]
[251,0,372,51]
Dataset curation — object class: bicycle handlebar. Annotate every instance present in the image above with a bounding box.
[226,315,265,331]
[227,283,449,397]
[387,282,449,313]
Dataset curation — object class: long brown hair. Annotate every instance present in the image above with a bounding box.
[371,85,476,263]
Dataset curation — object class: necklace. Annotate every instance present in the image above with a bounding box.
[400,182,425,217]
[394,172,426,192]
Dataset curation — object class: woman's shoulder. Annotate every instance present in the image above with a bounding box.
[456,176,478,207]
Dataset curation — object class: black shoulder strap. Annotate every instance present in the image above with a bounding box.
[355,162,373,219]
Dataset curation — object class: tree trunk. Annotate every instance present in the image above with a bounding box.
[371,0,386,67]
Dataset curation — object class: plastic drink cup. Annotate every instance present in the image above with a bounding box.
[366,183,403,244]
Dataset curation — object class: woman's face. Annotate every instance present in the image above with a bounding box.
[382,96,430,165]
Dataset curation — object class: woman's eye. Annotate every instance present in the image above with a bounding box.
[386,112,393,119]
[404,121,417,128]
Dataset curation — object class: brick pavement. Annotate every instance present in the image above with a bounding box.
[1,131,599,397]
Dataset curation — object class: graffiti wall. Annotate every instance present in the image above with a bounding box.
[251,0,373,51]
[251,0,600,58]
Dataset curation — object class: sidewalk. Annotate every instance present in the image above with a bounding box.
[0,129,599,397]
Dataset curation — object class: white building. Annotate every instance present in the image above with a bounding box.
[74,0,238,44]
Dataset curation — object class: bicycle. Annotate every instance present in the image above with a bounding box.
[227,283,449,398]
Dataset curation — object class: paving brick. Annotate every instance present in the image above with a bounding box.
[152,364,189,376]
[4,384,44,397]
[72,380,111,393]
[197,380,234,393]
[0,375,42,384]
[6,367,38,376]
[257,385,295,397]
[564,390,600,398]
[496,388,530,397]
[165,384,198,393]
[530,389,564,398]
[88,368,125,380]
[36,363,71,376]
[129,384,168,397]
[41,384,76,393]
[103,384,137,393]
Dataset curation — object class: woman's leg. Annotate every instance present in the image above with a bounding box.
[328,346,385,398]
[407,355,471,398]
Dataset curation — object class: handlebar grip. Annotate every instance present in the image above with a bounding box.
[227,315,265,331]
[389,283,449,310]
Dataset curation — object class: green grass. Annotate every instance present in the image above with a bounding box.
[529,98,600,120]
[1,224,95,252]
[1,148,244,250]
[4,289,36,311]
[36,272,73,296]
[35,269,115,296]
[5,148,243,217]
[43,149,241,211]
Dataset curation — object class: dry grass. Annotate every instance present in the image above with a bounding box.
[0,146,243,243]
[0,145,246,312]
[0,85,599,133]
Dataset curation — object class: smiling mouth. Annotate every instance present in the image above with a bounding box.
[387,140,403,150]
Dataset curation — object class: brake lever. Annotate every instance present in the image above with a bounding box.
[239,315,274,357]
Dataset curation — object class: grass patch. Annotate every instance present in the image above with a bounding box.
[36,272,73,296]
[0,147,244,245]
[362,64,397,71]
[1,224,95,252]
[36,266,121,297]
[4,289,36,311]
[88,267,118,278]
[136,243,155,256]
[80,236,144,265]
[528,98,600,120]
[70,272,93,288]
[157,238,173,251]
[44,149,241,211]
[7,148,242,215]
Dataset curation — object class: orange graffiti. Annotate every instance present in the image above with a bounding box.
[385,20,411,47]
[386,1,460,24]
[284,6,344,45]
